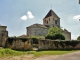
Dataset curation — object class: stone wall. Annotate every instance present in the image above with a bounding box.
[5,38,32,50]
[62,29,71,40]
[0,26,8,47]
[38,40,80,50]
[4,38,80,50]
[27,27,48,36]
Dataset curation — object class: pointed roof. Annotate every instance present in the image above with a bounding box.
[44,9,60,19]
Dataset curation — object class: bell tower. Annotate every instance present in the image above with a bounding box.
[43,9,60,27]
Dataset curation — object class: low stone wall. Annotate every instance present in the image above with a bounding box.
[4,38,80,50]
[38,40,80,50]
[5,38,33,50]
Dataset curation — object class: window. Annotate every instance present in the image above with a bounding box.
[55,20,57,24]
[49,18,50,21]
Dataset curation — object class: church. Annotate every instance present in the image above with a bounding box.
[26,9,71,40]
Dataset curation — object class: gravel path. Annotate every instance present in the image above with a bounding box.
[0,51,80,60]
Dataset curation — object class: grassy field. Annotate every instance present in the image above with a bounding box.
[0,48,75,58]
[28,50,75,57]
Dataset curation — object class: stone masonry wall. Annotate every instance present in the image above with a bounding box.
[0,31,8,47]
[4,38,80,50]
[5,38,33,50]
[27,27,48,37]
[38,40,80,50]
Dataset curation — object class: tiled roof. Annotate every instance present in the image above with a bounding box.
[44,9,60,19]
[27,23,48,28]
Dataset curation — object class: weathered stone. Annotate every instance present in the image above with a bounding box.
[0,26,8,47]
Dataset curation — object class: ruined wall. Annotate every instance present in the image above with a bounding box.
[0,26,8,47]
[5,38,33,50]
[38,40,80,50]
[4,38,80,50]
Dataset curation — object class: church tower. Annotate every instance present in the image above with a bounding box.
[43,9,60,27]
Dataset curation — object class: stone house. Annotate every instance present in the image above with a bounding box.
[27,9,71,40]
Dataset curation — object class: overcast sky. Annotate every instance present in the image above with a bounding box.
[0,0,80,39]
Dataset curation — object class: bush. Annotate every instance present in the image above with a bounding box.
[45,26,65,40]
[54,33,65,40]
[45,33,65,40]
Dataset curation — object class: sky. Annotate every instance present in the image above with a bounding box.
[0,0,80,39]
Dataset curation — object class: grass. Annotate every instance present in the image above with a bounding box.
[0,48,76,58]
[27,50,75,57]
[0,48,27,58]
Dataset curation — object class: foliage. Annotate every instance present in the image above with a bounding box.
[7,36,28,43]
[0,48,27,58]
[77,36,80,40]
[30,36,45,44]
[45,26,65,40]
[30,36,45,40]
[30,36,39,44]
[48,26,62,35]
[54,33,65,40]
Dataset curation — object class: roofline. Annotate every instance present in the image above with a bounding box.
[0,26,7,28]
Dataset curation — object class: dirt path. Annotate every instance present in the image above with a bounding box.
[0,51,80,60]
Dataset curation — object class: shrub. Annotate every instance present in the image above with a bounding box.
[45,33,65,40]
[45,26,65,40]
[54,33,65,40]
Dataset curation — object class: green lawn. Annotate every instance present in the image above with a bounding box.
[27,50,75,57]
[0,48,76,58]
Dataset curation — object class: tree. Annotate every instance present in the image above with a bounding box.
[45,26,65,40]
[77,36,80,40]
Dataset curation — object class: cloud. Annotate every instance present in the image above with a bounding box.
[27,11,34,18]
[21,11,34,20]
[73,15,80,21]
[21,15,27,20]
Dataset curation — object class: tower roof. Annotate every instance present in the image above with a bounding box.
[43,9,60,19]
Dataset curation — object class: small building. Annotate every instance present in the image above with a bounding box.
[26,9,71,40]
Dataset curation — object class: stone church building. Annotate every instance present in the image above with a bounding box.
[27,9,71,40]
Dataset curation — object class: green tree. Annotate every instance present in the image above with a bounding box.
[77,36,80,40]
[45,26,65,40]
